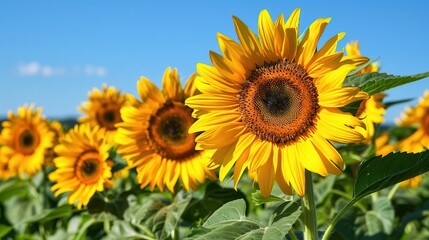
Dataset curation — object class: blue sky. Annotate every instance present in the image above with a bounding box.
[0,1,428,124]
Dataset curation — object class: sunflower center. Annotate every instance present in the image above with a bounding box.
[149,101,198,160]
[96,104,122,130]
[75,151,103,184]
[14,127,40,155]
[239,60,319,145]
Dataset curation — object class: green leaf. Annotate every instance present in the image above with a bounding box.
[182,182,246,223]
[365,197,394,236]
[314,175,336,205]
[343,71,429,95]
[104,221,153,240]
[203,199,246,226]
[18,205,73,224]
[384,98,414,109]
[0,224,12,238]
[251,190,284,206]
[149,191,192,240]
[187,199,301,240]
[124,199,165,225]
[354,151,429,199]
[73,215,102,240]
[0,180,29,202]
[265,201,302,239]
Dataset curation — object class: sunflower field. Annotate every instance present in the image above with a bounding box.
[1,6,429,240]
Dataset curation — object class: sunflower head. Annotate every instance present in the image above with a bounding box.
[49,124,113,209]
[186,9,369,197]
[116,67,215,192]
[78,84,128,144]
[0,104,54,178]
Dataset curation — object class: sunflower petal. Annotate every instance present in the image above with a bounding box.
[318,108,366,143]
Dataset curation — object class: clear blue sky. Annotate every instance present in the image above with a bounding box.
[1,1,428,124]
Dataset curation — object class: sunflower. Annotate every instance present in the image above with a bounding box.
[0,104,54,178]
[115,67,215,192]
[78,84,128,144]
[185,9,369,197]
[393,91,429,188]
[346,41,386,144]
[49,124,113,209]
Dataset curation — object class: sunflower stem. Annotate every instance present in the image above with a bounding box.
[302,170,318,240]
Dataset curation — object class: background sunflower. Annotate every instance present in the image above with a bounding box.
[115,67,215,193]
[78,84,128,145]
[0,104,54,178]
[49,124,113,209]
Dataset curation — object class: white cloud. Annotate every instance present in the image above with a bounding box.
[17,62,107,77]
[84,65,107,77]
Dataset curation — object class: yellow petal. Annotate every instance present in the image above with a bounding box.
[258,9,276,61]
[282,145,306,196]
[297,18,331,67]
[162,67,182,101]
[137,76,165,104]
[319,87,368,107]
[310,134,344,174]
[248,140,272,172]
[184,72,198,98]
[257,161,275,197]
[232,16,263,65]
[317,108,366,143]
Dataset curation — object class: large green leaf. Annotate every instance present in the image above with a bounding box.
[343,71,429,95]
[149,191,192,240]
[18,205,73,224]
[365,197,394,236]
[187,199,301,240]
[0,180,29,202]
[265,201,301,240]
[182,182,246,223]
[354,151,429,199]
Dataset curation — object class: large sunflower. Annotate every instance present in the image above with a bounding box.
[0,104,54,177]
[346,41,386,144]
[78,84,128,144]
[49,124,113,209]
[115,67,215,192]
[186,9,368,197]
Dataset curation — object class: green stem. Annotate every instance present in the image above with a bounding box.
[302,170,318,240]
[321,197,361,240]
[288,228,299,240]
[387,183,400,200]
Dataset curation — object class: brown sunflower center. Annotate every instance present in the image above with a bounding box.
[149,101,198,160]
[75,151,103,184]
[96,103,122,130]
[239,60,319,145]
[14,127,40,155]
